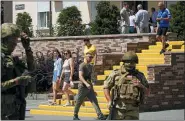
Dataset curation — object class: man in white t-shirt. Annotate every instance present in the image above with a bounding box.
[129,11,136,33]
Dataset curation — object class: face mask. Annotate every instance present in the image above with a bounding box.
[124,62,136,71]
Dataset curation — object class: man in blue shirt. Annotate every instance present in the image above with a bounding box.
[156,2,171,54]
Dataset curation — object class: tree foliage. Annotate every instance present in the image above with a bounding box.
[16,12,33,37]
[169,1,185,40]
[90,1,120,35]
[57,6,85,36]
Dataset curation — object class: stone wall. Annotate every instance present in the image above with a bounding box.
[142,52,185,111]
[13,33,156,58]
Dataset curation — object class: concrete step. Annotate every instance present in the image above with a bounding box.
[30,109,108,117]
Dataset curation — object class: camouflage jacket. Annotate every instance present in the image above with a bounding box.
[1,50,34,94]
[104,67,149,109]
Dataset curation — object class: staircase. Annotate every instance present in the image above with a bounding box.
[30,41,184,117]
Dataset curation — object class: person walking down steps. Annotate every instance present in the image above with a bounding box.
[73,52,106,120]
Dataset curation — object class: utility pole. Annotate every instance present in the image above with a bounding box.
[1,1,4,24]
[49,1,52,36]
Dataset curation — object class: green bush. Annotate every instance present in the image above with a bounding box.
[16,12,33,37]
[169,1,185,40]
[57,6,85,36]
[90,1,120,35]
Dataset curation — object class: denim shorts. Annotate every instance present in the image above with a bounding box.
[64,72,71,84]
[52,70,58,82]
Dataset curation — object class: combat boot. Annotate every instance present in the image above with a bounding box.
[73,114,80,120]
[96,114,106,120]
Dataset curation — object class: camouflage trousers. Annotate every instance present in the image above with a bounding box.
[108,104,139,120]
[74,84,103,117]
[1,94,26,120]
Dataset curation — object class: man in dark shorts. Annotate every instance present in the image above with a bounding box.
[73,52,106,120]
[156,2,171,54]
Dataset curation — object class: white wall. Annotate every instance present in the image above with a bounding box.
[13,2,38,36]
[166,1,177,8]
[12,1,99,36]
[62,1,92,24]
[52,1,63,25]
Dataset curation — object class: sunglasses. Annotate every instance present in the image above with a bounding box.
[64,53,68,55]
[88,56,93,58]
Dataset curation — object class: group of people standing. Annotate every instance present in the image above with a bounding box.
[120,2,150,34]
[120,2,171,54]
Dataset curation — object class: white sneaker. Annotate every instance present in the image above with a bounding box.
[63,102,72,107]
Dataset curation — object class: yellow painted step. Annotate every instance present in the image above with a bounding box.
[138,58,164,62]
[156,41,184,45]
[71,89,105,97]
[138,61,164,65]
[30,109,108,117]
[38,105,109,113]
[149,45,172,49]
[98,73,148,81]
[83,102,107,108]
[171,49,184,52]
[97,75,107,80]
[104,70,113,75]
[142,50,164,53]
[57,100,108,108]
[97,97,107,103]
[104,68,148,75]
[181,45,184,49]
[93,86,104,91]
[56,97,107,106]
[137,53,164,57]
[114,65,148,70]
[112,65,120,70]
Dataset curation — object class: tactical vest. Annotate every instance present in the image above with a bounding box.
[116,72,140,102]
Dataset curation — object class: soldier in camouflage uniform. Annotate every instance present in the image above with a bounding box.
[103,51,150,120]
[73,52,106,120]
[1,23,35,120]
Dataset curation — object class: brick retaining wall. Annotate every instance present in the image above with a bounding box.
[13,33,156,58]
[142,52,185,111]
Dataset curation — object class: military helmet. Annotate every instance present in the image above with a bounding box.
[1,23,20,38]
[122,51,138,64]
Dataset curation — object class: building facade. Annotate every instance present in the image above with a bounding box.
[11,1,176,36]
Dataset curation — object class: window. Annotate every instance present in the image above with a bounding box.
[38,11,50,29]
